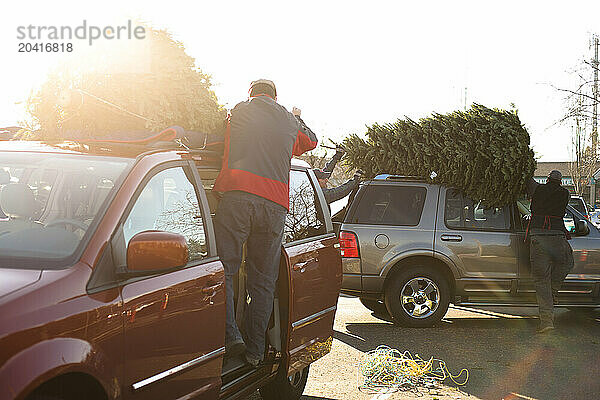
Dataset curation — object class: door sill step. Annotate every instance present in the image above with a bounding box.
[454,302,599,308]
[221,355,251,381]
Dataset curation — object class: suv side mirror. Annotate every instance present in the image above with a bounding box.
[575,220,590,236]
[126,230,189,273]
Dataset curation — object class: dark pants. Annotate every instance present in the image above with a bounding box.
[214,191,286,360]
[529,232,574,326]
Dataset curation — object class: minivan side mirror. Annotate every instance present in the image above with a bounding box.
[126,230,189,273]
[575,220,590,236]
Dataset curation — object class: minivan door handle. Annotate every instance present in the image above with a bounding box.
[293,258,318,271]
[441,234,463,242]
[202,282,223,294]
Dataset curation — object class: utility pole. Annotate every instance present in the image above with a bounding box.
[591,36,599,204]
[593,36,599,158]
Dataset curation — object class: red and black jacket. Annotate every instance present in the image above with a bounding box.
[213,95,318,210]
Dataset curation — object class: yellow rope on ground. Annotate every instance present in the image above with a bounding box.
[357,346,469,394]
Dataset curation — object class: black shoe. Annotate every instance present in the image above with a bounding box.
[225,339,246,358]
[244,353,261,367]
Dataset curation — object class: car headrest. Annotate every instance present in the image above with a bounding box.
[0,170,9,185]
[0,183,39,219]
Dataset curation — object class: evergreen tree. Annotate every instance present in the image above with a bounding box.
[25,27,225,139]
[343,104,536,206]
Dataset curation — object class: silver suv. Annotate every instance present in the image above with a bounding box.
[337,175,600,327]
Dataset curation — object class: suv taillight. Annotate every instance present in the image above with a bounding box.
[339,231,359,258]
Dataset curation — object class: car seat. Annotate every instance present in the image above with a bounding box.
[0,184,42,235]
[483,207,506,229]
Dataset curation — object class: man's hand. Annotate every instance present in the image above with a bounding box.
[354,169,364,180]
[292,107,301,117]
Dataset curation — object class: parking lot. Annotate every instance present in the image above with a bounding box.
[248,296,600,400]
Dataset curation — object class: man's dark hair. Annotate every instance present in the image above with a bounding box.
[250,83,276,99]
[548,170,562,184]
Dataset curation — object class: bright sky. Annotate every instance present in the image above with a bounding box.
[2,0,599,161]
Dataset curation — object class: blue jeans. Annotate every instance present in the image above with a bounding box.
[529,232,574,326]
[214,191,286,360]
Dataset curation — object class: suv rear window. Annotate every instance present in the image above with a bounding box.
[351,185,426,226]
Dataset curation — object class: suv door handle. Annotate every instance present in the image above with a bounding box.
[441,234,463,242]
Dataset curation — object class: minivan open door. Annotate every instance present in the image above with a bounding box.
[281,168,342,375]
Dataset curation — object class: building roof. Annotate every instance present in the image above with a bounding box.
[534,161,574,177]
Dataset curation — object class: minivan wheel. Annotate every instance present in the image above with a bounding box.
[360,298,389,315]
[259,365,309,400]
[384,266,450,327]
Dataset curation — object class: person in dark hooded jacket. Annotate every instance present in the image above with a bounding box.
[314,146,363,204]
[526,169,574,333]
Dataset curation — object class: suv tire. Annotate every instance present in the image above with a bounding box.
[384,265,450,327]
[360,298,388,315]
[259,366,309,400]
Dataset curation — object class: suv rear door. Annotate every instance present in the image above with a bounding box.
[341,182,436,294]
[282,167,341,375]
[436,187,518,297]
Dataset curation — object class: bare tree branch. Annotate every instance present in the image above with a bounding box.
[549,84,599,104]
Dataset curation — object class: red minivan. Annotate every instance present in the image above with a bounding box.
[0,140,342,400]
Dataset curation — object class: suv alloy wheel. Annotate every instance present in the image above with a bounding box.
[384,265,450,327]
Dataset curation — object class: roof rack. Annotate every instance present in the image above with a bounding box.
[55,126,221,153]
[373,174,427,182]
[51,139,223,162]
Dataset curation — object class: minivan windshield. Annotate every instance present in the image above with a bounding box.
[0,151,132,268]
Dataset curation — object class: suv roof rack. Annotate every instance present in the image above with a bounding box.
[373,174,427,182]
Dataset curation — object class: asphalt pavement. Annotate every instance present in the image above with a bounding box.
[247,296,600,400]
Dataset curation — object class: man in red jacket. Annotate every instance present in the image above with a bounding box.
[213,79,318,366]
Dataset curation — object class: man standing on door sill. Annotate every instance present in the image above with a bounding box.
[526,170,574,334]
[213,79,318,366]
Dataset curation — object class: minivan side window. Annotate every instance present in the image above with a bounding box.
[123,167,207,261]
[445,189,510,231]
[351,185,426,226]
[284,170,326,243]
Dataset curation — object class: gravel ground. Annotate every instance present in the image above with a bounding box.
[247,296,600,400]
